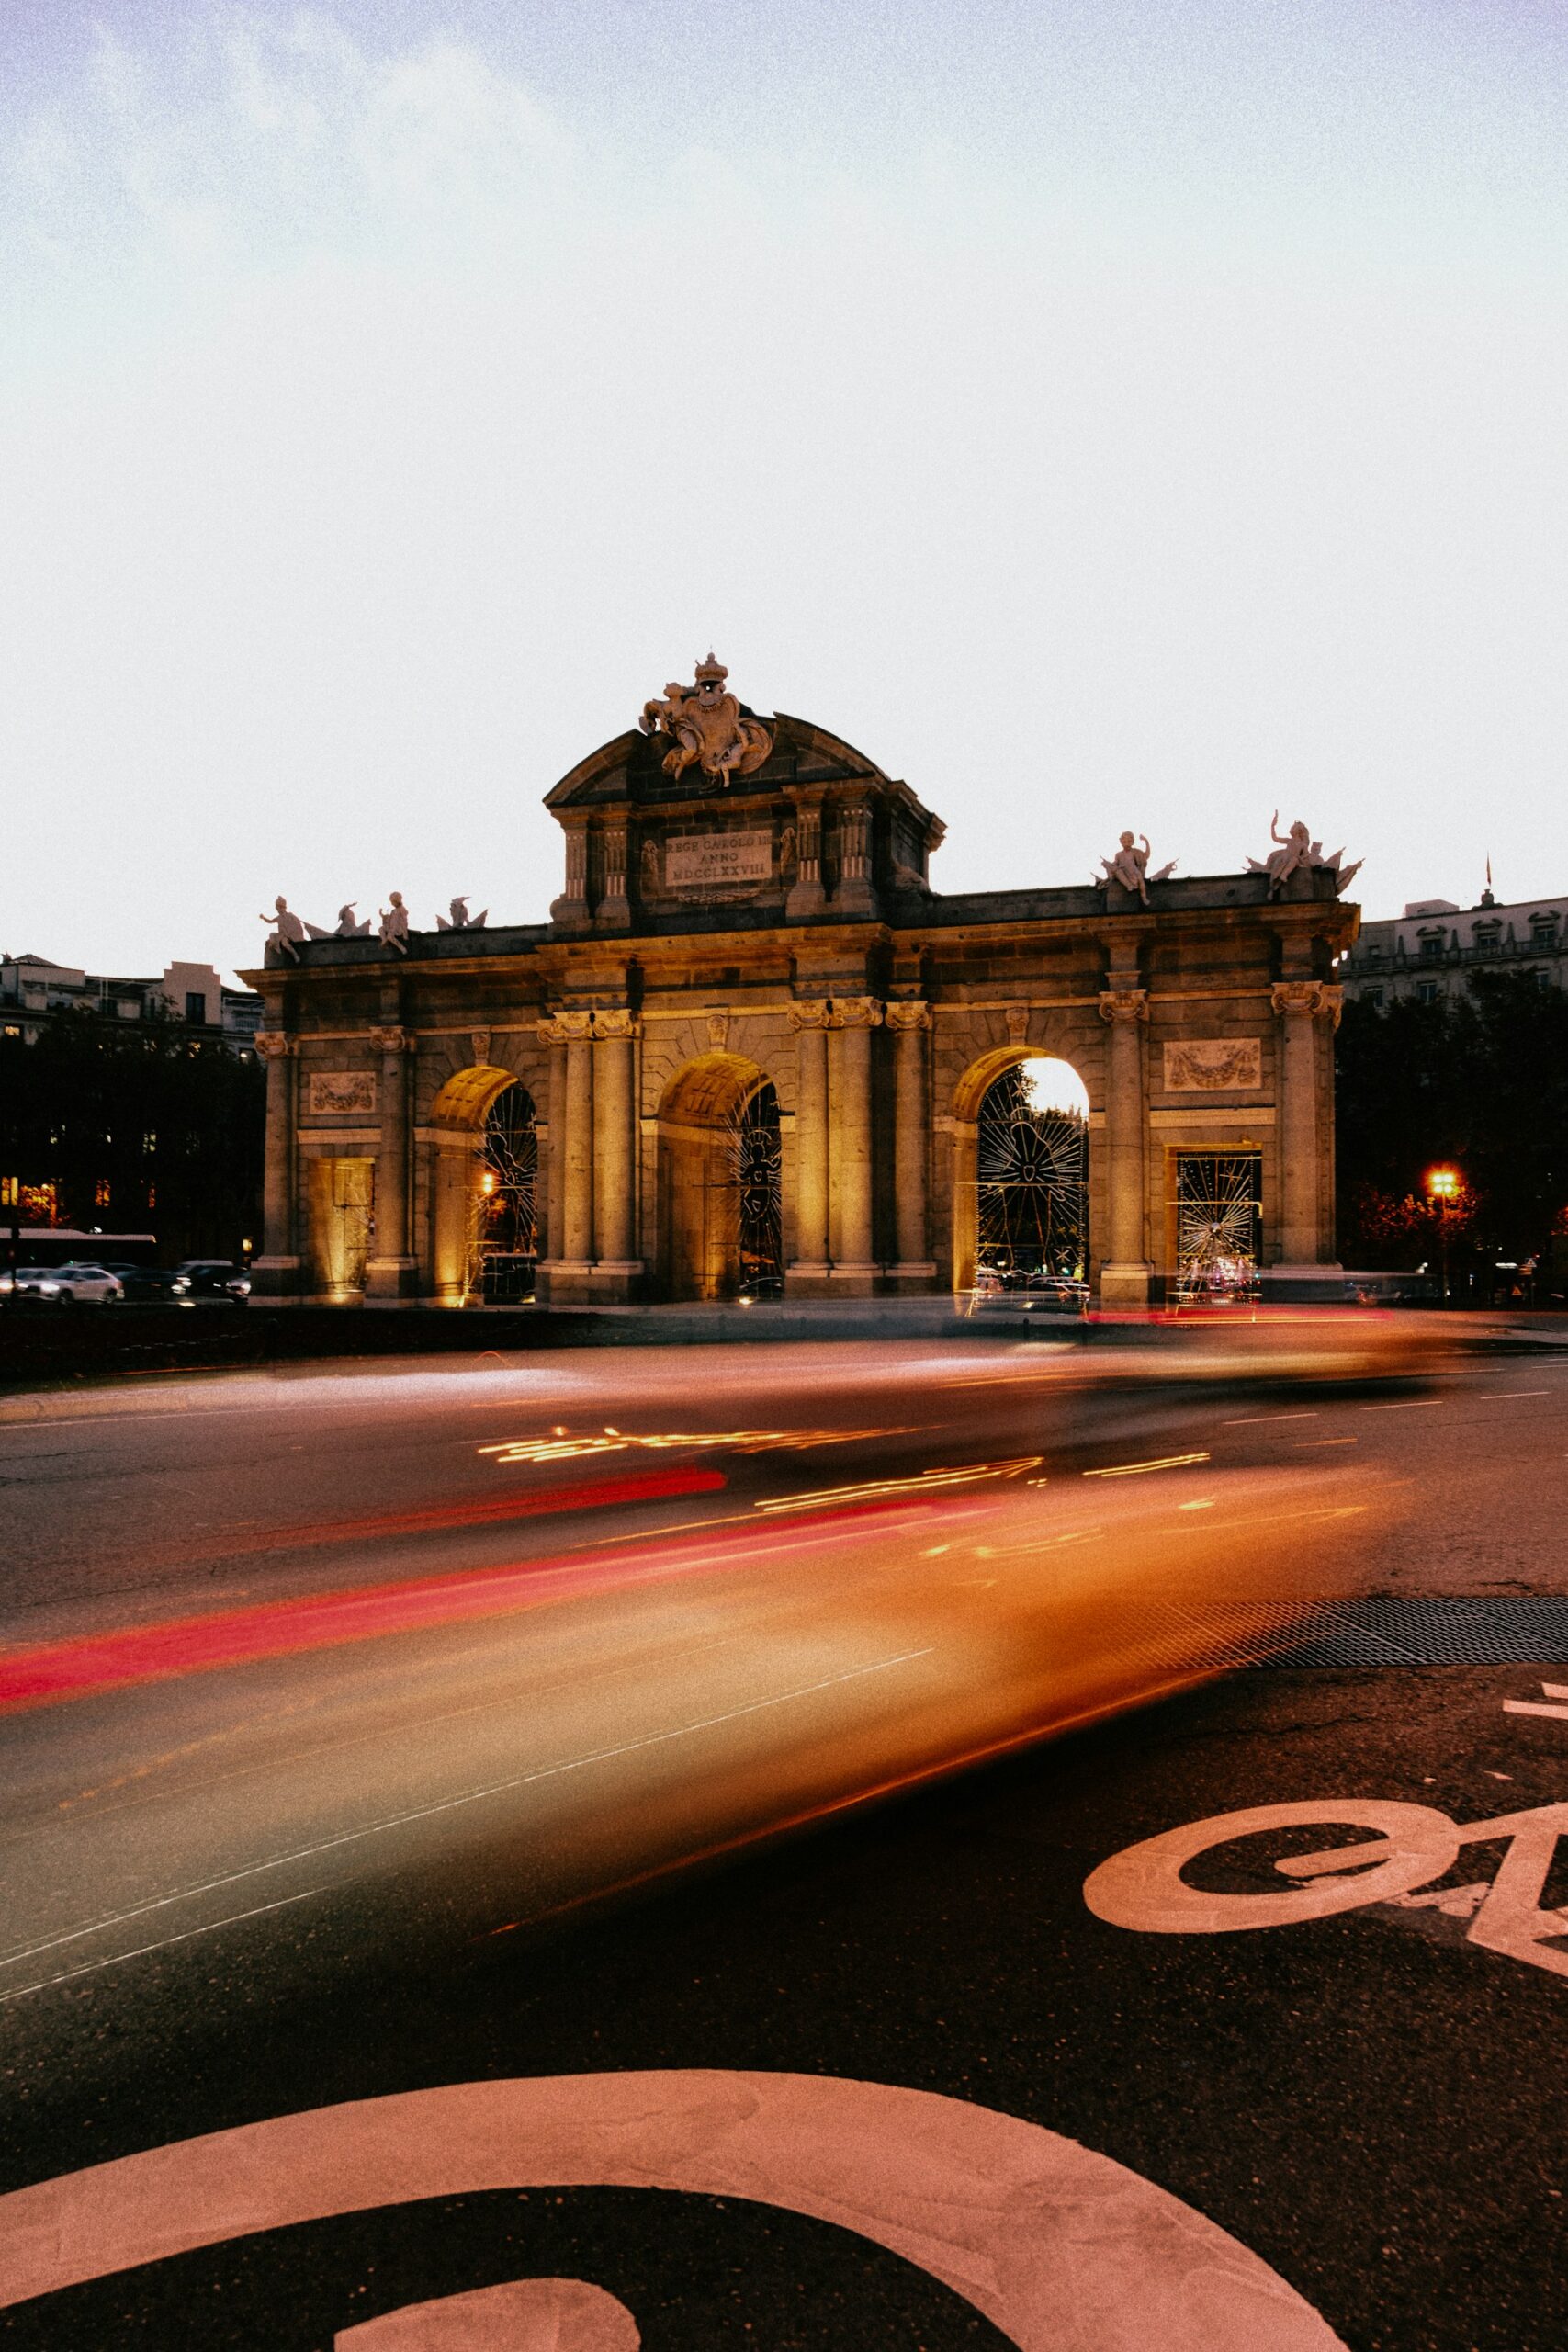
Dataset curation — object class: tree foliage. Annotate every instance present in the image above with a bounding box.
[1336,976,1568,1281]
[0,1009,264,1260]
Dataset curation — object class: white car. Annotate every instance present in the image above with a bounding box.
[44,1262,126,1305]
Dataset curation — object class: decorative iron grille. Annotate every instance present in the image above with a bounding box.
[725,1079,783,1295]
[976,1065,1088,1286]
[473,1084,537,1304]
[1172,1151,1261,1303]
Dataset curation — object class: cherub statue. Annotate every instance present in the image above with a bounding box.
[638,654,773,788]
[1247,813,1361,898]
[378,891,410,954]
[640,838,660,892]
[333,903,371,937]
[436,895,487,932]
[260,896,308,960]
[1098,832,1175,906]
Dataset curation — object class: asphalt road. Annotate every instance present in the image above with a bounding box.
[1,1322,1565,2349]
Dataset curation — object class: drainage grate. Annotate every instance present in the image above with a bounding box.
[1253,1596,1568,1668]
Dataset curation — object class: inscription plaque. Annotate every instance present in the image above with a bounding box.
[664,829,773,891]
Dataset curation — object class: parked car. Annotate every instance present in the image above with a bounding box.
[100,1263,195,1304]
[0,1267,67,1303]
[39,1262,125,1305]
[175,1260,252,1302]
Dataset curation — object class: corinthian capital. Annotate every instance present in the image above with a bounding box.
[1098,989,1149,1026]
[367,1024,414,1054]
[1271,980,1342,1026]
[786,1001,833,1032]
[883,1000,931,1032]
[832,996,884,1029]
[593,1008,639,1040]
[254,1030,296,1061]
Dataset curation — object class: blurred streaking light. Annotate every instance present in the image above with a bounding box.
[756,1458,1043,1514]
[479,1428,910,1465]
[1083,1453,1211,1478]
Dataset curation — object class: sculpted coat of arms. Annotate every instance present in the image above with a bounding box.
[639,654,773,788]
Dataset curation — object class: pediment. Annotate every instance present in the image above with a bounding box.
[544,710,889,812]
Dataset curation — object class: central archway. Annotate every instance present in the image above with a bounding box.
[953,1052,1091,1299]
[657,1054,782,1302]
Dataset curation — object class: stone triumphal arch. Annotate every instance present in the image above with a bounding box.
[248,657,1357,1306]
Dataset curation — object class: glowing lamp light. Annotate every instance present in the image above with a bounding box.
[1427,1167,1460,1201]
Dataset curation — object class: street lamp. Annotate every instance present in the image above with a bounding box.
[1427,1166,1460,1305]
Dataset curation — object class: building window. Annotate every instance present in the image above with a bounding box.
[185,991,208,1024]
[1416,980,1440,1004]
[1472,927,1500,956]
[95,1180,111,1209]
[1419,934,1445,961]
[1363,988,1384,1009]
[1362,944,1382,966]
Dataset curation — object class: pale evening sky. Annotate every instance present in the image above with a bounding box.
[3,0,1566,984]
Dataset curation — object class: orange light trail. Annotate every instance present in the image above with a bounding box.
[476,1427,910,1465]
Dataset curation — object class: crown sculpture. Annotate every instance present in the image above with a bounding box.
[639,654,773,789]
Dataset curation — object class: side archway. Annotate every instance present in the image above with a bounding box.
[951,1051,1091,1298]
[427,1065,538,1306]
[656,1053,781,1301]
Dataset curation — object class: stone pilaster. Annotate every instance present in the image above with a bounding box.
[597,826,630,932]
[785,796,827,920]
[828,996,882,1288]
[786,1001,832,1284]
[885,1001,934,1284]
[1097,988,1151,1306]
[251,1031,299,1301]
[364,1024,418,1300]
[1271,981,1342,1265]
[550,825,591,930]
[832,800,874,916]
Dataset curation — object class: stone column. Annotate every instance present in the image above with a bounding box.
[885,1001,934,1283]
[592,1009,642,1292]
[1097,988,1151,1306]
[786,1001,831,1283]
[829,996,882,1290]
[251,1031,299,1302]
[558,1011,596,1272]
[364,1024,417,1300]
[597,827,630,932]
[539,1018,569,1268]
[549,825,591,929]
[1271,981,1341,1264]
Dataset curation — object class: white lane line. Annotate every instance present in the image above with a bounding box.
[1474,1390,1550,1402]
[0,1647,935,1976]
[1221,1413,1318,1425]
[0,1891,323,2007]
[1361,1399,1444,1412]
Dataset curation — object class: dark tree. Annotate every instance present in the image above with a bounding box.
[0,1008,264,1261]
[1336,976,1568,1296]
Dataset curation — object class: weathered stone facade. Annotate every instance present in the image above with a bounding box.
[245,674,1357,1307]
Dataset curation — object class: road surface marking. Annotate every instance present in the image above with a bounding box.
[0,1890,323,2006]
[1474,1390,1549,1402]
[1086,1793,1568,1980]
[1505,1681,1568,1724]
[0,2070,1348,2346]
[1361,1399,1444,1412]
[0,1650,935,1984]
[1222,1413,1318,1425]
[1295,1437,1358,1446]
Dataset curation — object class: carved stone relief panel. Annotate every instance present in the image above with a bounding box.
[307,1070,378,1117]
[1162,1038,1263,1092]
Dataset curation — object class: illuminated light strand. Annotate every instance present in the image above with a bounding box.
[1081,1453,1212,1478]
[477,1427,911,1465]
[754,1458,1043,1514]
